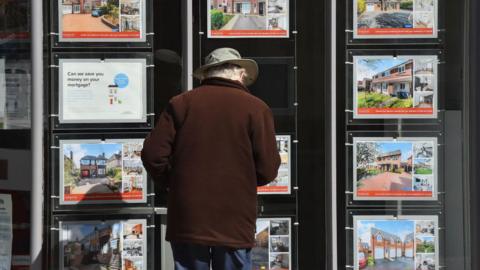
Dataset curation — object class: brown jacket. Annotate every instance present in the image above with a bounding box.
[141,77,281,248]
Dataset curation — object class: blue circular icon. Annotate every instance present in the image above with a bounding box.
[114,73,129,88]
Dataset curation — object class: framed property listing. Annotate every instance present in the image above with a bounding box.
[57,138,148,205]
[353,215,439,270]
[207,0,290,38]
[253,218,292,270]
[258,135,292,195]
[56,0,149,43]
[52,215,153,270]
[353,55,438,119]
[52,53,153,129]
[352,0,439,39]
[353,137,438,201]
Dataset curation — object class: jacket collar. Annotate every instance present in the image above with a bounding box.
[200,77,249,92]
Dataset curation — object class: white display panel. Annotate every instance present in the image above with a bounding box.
[253,218,292,270]
[59,219,148,270]
[353,215,439,270]
[258,135,292,195]
[353,137,438,201]
[59,138,147,205]
[353,0,438,39]
[353,55,438,119]
[207,0,290,38]
[58,0,147,42]
[59,58,147,124]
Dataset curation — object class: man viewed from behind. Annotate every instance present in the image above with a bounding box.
[141,48,281,270]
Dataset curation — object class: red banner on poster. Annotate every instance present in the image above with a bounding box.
[64,191,143,202]
[62,31,141,39]
[257,186,289,193]
[358,108,434,115]
[357,28,434,36]
[211,29,288,37]
[357,190,433,197]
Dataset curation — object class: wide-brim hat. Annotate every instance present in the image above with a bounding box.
[193,48,258,86]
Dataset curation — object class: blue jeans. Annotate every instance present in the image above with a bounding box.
[171,242,252,270]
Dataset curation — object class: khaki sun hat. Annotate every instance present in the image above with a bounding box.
[193,48,258,86]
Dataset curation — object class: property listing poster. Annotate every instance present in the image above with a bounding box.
[59,0,146,42]
[354,215,439,270]
[60,219,147,270]
[353,137,437,200]
[253,218,291,270]
[353,0,438,39]
[258,135,291,194]
[208,0,289,38]
[59,58,146,123]
[353,55,438,119]
[0,0,30,40]
[4,60,31,129]
[59,139,147,205]
[0,194,13,270]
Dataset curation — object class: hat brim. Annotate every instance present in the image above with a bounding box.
[193,59,258,86]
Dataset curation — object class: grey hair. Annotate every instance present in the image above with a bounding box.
[204,63,247,84]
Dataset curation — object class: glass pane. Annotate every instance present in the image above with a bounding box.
[0,0,32,268]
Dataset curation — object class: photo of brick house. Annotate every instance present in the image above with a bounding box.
[356,58,415,111]
[63,143,124,197]
[356,141,413,193]
[357,220,416,269]
[61,0,107,14]
[211,0,267,15]
[62,222,122,269]
[364,0,401,12]
[209,0,288,36]
[370,59,414,98]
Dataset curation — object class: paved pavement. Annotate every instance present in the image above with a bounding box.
[363,258,414,270]
[231,15,266,30]
[71,177,115,194]
[358,172,412,191]
[358,11,412,29]
[63,14,112,31]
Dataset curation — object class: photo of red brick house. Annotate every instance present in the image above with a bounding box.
[357,219,417,269]
[211,0,267,15]
[370,59,414,98]
[61,0,107,14]
[356,141,413,194]
[209,0,288,37]
[364,0,401,12]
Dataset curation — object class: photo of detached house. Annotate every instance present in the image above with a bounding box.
[61,0,121,32]
[357,219,416,270]
[62,222,122,269]
[209,0,288,35]
[356,0,414,30]
[63,143,123,196]
[356,58,414,110]
[356,141,413,192]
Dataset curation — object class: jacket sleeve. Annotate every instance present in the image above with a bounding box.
[252,107,281,186]
[141,102,177,189]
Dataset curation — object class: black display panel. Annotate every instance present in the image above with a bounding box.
[249,57,295,115]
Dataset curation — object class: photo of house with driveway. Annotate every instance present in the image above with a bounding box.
[355,0,436,37]
[355,56,436,117]
[60,0,142,39]
[356,217,438,270]
[355,138,436,199]
[209,0,289,37]
[62,141,145,203]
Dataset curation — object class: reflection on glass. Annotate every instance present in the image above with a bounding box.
[0,0,32,268]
